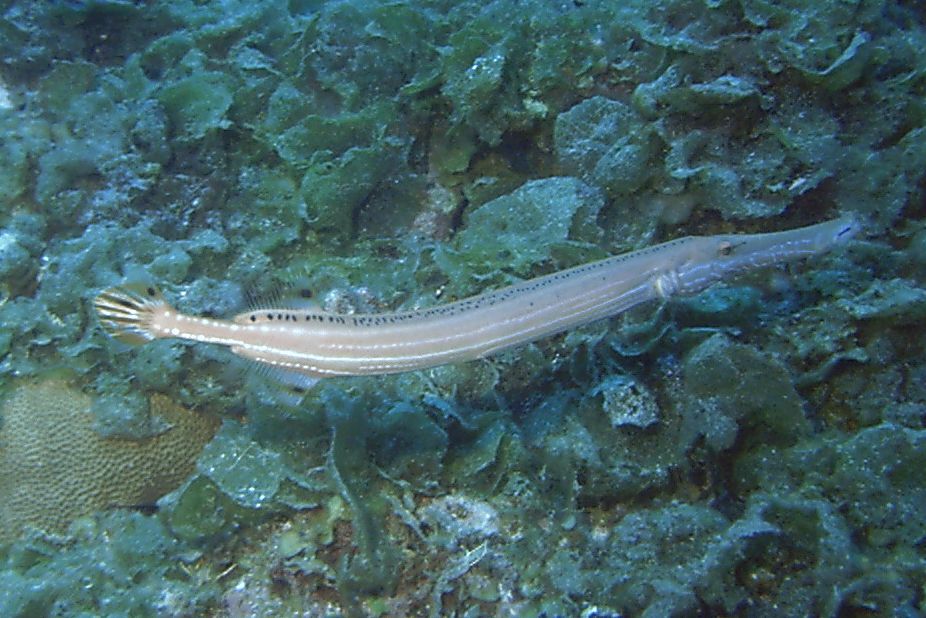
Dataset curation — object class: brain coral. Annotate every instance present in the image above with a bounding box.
[0,376,218,540]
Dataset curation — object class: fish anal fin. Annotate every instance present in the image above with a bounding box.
[230,345,322,392]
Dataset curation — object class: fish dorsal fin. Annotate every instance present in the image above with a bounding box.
[236,280,323,325]
[232,306,328,325]
[245,278,319,311]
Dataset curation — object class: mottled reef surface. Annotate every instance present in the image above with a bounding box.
[1,1,925,616]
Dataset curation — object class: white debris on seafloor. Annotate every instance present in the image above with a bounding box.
[0,79,12,109]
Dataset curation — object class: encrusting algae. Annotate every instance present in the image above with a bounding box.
[0,376,218,540]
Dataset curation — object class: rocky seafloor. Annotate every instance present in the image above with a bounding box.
[1,0,925,615]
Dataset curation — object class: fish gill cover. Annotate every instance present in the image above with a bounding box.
[0,0,924,615]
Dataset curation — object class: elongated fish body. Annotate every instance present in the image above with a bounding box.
[94,216,857,382]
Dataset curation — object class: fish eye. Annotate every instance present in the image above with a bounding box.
[718,241,734,257]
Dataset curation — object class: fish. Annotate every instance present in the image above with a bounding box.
[93,216,858,388]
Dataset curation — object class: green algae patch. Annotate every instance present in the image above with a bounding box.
[0,512,219,616]
[166,475,230,542]
[592,503,730,610]
[435,177,604,293]
[674,285,764,328]
[197,421,284,509]
[839,277,926,323]
[447,419,509,482]
[157,72,234,140]
[554,96,657,197]
[89,378,164,439]
[744,2,879,91]
[266,101,398,167]
[370,402,448,484]
[732,424,926,614]
[681,333,808,449]
[300,142,403,235]
[228,167,306,253]
[441,42,508,145]
[323,388,400,597]
[0,118,31,203]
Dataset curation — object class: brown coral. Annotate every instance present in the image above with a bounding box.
[0,376,218,540]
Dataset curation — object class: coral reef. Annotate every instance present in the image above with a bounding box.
[0,376,218,540]
[0,0,924,615]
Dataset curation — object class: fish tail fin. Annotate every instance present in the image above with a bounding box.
[93,283,170,345]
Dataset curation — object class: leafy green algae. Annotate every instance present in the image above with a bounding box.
[0,513,219,617]
[435,176,604,292]
[1,0,925,615]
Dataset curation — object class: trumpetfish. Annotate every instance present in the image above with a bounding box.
[94,216,857,387]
